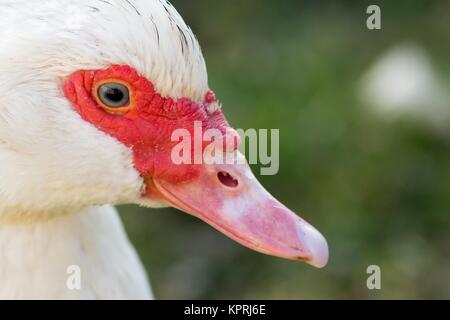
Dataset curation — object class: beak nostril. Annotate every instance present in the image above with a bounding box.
[217,171,239,188]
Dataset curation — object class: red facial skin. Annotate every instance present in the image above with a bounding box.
[63,64,329,268]
[64,65,238,190]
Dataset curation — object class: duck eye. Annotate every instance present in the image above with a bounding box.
[97,83,130,108]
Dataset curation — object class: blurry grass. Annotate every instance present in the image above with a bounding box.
[119,0,450,299]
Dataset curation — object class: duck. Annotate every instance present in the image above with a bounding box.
[0,0,328,299]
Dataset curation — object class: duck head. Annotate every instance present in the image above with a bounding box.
[0,0,328,267]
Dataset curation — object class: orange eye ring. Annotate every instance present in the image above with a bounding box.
[92,79,135,114]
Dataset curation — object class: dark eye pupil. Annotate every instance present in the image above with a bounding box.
[98,83,130,108]
[105,88,123,102]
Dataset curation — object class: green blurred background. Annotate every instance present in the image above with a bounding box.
[118,0,450,299]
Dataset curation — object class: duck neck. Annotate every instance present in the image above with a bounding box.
[0,205,153,299]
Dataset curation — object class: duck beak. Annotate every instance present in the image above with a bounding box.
[151,151,328,268]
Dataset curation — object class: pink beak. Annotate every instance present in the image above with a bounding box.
[153,152,328,268]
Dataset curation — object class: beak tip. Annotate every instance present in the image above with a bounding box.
[300,223,329,268]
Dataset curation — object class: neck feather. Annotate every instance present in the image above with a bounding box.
[0,205,153,299]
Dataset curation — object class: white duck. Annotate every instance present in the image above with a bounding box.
[0,0,328,299]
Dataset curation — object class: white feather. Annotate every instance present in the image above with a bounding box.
[0,205,153,299]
